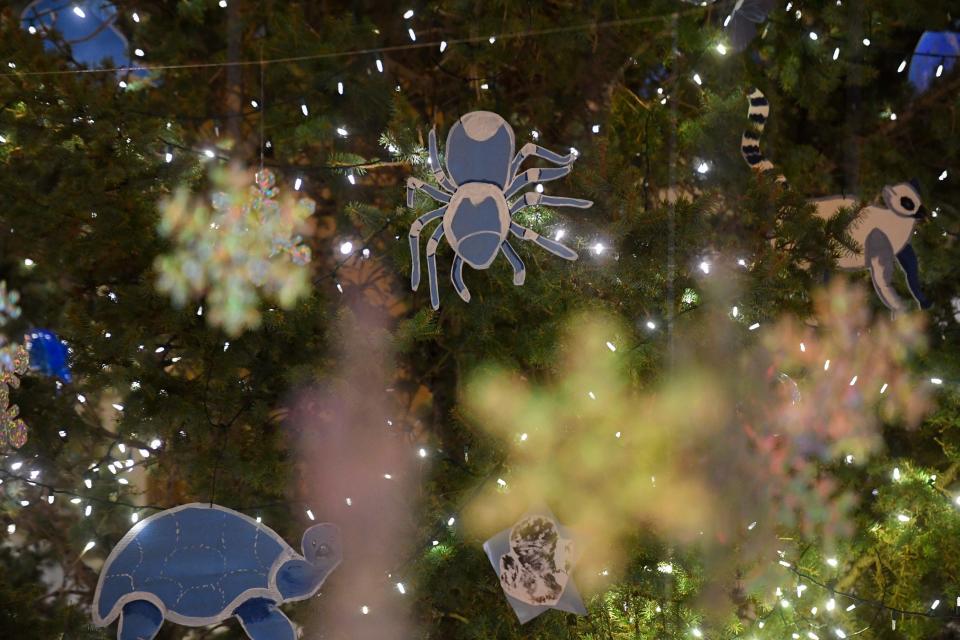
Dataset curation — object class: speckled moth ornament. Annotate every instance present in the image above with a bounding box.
[483,509,587,624]
[406,112,593,309]
[92,504,341,640]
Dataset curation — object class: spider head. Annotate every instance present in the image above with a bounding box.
[445,112,515,189]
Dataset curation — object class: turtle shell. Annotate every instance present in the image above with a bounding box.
[93,504,297,626]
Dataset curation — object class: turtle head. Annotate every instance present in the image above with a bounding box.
[301,523,342,576]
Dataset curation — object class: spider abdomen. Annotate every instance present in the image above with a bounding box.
[444,183,510,269]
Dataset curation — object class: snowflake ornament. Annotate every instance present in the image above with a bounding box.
[156,167,315,336]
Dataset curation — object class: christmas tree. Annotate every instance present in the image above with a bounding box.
[1,1,958,638]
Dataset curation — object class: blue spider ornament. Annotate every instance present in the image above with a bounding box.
[26,329,72,383]
[407,111,593,309]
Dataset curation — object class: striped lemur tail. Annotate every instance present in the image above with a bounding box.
[740,88,787,182]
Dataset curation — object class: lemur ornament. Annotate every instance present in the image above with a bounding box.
[406,112,593,309]
[741,89,931,313]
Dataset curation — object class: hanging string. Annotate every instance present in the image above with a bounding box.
[1,10,707,78]
[259,42,265,174]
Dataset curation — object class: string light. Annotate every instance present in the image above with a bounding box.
[73,6,86,18]
[897,60,907,73]
[833,47,840,60]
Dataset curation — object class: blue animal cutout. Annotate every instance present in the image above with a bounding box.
[406,111,593,309]
[908,32,959,94]
[21,0,134,71]
[725,0,777,53]
[483,509,587,624]
[26,329,71,383]
[92,504,342,640]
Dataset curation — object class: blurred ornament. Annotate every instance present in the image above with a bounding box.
[726,0,777,53]
[26,329,72,383]
[483,509,587,624]
[908,32,959,94]
[155,167,315,336]
[0,344,29,449]
[21,1,135,72]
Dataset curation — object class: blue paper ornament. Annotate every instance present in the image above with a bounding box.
[483,508,587,624]
[21,1,134,72]
[725,0,777,53]
[26,329,72,383]
[406,111,593,309]
[908,32,960,94]
[92,504,342,640]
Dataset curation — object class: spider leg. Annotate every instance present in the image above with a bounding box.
[504,166,572,199]
[406,177,452,207]
[500,240,526,285]
[510,222,578,261]
[510,142,579,177]
[429,127,458,192]
[450,255,471,302]
[425,223,446,309]
[509,191,593,216]
[409,206,447,292]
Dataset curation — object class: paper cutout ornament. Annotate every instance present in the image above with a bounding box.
[92,504,342,640]
[483,509,587,624]
[0,345,29,449]
[725,0,777,53]
[741,89,931,312]
[406,111,593,309]
[21,1,136,73]
[26,329,72,383]
[908,31,960,94]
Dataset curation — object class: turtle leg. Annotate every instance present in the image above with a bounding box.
[235,598,295,640]
[117,600,163,640]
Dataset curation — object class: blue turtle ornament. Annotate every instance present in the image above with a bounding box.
[908,31,960,94]
[26,329,72,383]
[92,504,342,640]
[406,111,593,309]
[21,1,137,73]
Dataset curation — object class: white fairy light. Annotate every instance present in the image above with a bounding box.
[591,124,600,134]
[588,391,596,400]
[73,6,86,18]
[488,36,496,44]
[936,63,944,78]
[336,127,348,137]
[112,403,124,411]
[862,38,871,46]
[82,541,96,554]
[70,498,81,504]
[692,73,703,85]
[347,174,356,185]
[337,81,344,95]
[149,438,162,449]
[846,604,856,611]
[692,629,703,638]
[748,323,760,331]
[931,377,944,385]
[439,41,447,52]
[396,582,406,594]
[383,474,392,480]
[606,341,616,352]
[731,306,739,317]
[134,48,145,57]
[809,32,818,40]
[339,241,353,255]
[361,605,370,615]
[835,630,847,639]
[658,563,673,574]
[28,26,37,34]
[85,505,93,517]
[849,376,857,386]
[826,598,836,611]
[306,509,315,521]
[897,60,907,73]
[737,258,747,266]
[294,177,302,191]
[10,461,22,471]
[554,229,566,241]
[880,383,888,394]
[696,161,709,174]
[535,184,544,193]
[497,478,507,487]
[376,59,384,73]
[219,0,227,6]
[833,47,840,60]
[938,170,948,181]
[132,12,140,22]
[646,321,657,330]
[807,632,819,640]
[931,599,941,610]
[824,359,831,371]
[592,242,605,255]
[716,43,727,55]
[698,260,710,274]
[345,497,352,506]
[893,467,901,481]
[826,557,838,567]
[897,514,910,522]
[131,512,139,523]
[301,103,309,117]
[447,516,455,526]
[418,448,427,458]
[519,432,528,441]
[165,151,173,163]
[480,82,490,90]
[403,9,414,18]
[408,28,416,41]
[203,148,215,159]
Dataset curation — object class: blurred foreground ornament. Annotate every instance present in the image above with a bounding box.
[483,509,586,623]
[725,0,776,53]
[908,32,960,94]
[155,167,315,336]
[0,345,29,449]
[93,503,341,640]
[26,329,72,383]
